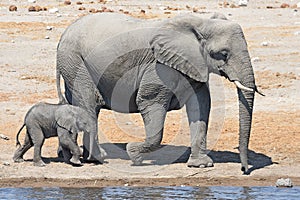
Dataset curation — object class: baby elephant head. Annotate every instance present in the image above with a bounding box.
[55,105,107,160]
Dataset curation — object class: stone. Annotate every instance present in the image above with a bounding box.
[261,41,269,46]
[276,178,293,187]
[9,5,17,12]
[238,0,248,6]
[49,8,59,14]
[46,26,53,30]
[251,57,260,62]
[0,134,9,140]
[280,3,290,8]
[64,0,71,5]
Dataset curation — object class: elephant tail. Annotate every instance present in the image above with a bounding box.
[16,124,25,147]
[56,68,67,104]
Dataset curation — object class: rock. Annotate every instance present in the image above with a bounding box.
[28,5,43,12]
[276,178,293,187]
[9,5,17,12]
[251,57,260,62]
[64,0,71,5]
[28,6,36,12]
[3,162,10,166]
[76,1,83,5]
[78,6,86,10]
[238,0,248,6]
[45,36,50,39]
[230,4,239,8]
[89,8,98,13]
[192,7,199,13]
[28,0,36,3]
[49,8,59,14]
[0,134,9,140]
[280,3,290,8]
[140,9,146,14]
[261,41,269,46]
[46,26,53,30]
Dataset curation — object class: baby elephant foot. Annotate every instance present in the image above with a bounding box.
[187,154,214,168]
[34,160,46,167]
[126,142,144,166]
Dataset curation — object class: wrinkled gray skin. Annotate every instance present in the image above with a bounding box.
[13,102,106,167]
[57,13,257,174]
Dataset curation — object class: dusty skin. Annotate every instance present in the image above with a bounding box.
[0,0,299,187]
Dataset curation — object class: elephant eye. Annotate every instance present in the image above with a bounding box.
[210,50,228,61]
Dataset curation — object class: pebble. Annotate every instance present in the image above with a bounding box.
[45,36,50,39]
[261,41,269,46]
[276,178,293,187]
[0,134,9,140]
[46,26,53,30]
[280,3,290,8]
[238,0,248,6]
[64,0,72,5]
[49,8,59,14]
[251,57,260,62]
[28,0,36,3]
[3,162,10,166]
[9,5,17,12]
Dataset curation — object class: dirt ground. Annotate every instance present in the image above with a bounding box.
[0,0,299,188]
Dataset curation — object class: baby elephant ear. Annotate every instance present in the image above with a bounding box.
[55,105,78,134]
[150,27,208,82]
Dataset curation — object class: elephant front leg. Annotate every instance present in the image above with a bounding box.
[186,85,213,168]
[127,104,166,165]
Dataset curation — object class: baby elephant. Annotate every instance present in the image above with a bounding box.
[13,102,103,167]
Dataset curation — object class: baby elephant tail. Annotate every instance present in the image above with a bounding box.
[16,124,25,147]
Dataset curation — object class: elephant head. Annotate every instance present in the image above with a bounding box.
[150,14,259,173]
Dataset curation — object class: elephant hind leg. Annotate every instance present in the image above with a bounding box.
[13,132,33,162]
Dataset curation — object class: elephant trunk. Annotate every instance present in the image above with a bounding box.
[236,64,255,174]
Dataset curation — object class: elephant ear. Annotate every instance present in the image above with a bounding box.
[150,25,208,82]
[55,105,78,134]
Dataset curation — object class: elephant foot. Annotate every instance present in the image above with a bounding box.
[34,160,46,167]
[13,156,24,163]
[187,154,214,168]
[70,157,83,166]
[126,142,144,166]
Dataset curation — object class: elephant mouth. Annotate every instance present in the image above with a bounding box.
[218,69,264,96]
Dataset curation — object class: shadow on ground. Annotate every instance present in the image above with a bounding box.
[29,143,273,174]
[101,143,274,174]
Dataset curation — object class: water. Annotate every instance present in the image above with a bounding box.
[0,186,299,200]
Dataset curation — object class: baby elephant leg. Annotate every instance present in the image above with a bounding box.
[57,128,82,166]
[13,133,33,162]
[29,128,46,167]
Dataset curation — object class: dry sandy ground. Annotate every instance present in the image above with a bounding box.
[0,0,299,187]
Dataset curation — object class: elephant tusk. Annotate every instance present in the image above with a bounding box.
[234,81,254,92]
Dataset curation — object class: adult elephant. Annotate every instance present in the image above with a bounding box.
[56,13,260,174]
